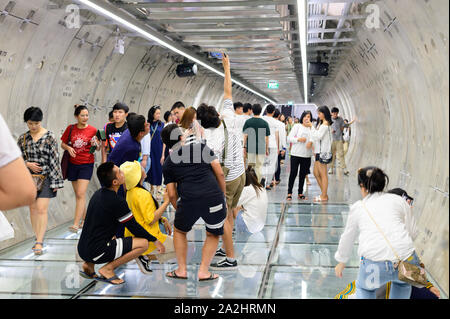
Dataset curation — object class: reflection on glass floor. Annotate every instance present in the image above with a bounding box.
[0,171,362,299]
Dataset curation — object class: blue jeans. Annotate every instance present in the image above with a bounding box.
[356,251,421,299]
[235,211,250,234]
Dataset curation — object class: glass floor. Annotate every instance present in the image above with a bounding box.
[0,165,444,299]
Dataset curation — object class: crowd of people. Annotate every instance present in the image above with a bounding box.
[0,53,440,299]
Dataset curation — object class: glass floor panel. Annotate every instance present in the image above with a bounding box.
[263,266,360,299]
[81,263,265,299]
[278,226,348,244]
[0,260,92,298]
[272,243,360,268]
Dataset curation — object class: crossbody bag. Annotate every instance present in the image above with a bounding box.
[362,201,428,288]
[23,134,46,192]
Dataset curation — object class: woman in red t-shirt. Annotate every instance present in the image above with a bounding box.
[61,105,100,232]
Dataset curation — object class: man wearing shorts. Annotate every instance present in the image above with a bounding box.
[161,124,227,281]
[77,162,164,285]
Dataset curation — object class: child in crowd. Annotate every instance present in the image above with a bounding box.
[119,161,176,274]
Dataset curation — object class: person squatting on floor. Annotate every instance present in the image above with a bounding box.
[119,161,176,274]
[77,162,164,285]
[334,167,424,299]
[233,167,268,238]
[161,124,227,281]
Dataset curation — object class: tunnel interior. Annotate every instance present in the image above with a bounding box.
[0,0,448,297]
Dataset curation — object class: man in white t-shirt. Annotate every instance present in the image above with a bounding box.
[0,113,36,210]
[235,103,253,148]
[261,105,279,189]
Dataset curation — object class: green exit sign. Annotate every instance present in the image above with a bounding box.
[288,101,293,105]
[268,81,279,89]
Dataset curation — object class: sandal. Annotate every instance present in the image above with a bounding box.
[298,194,308,200]
[68,226,79,233]
[166,270,187,280]
[32,242,44,255]
[95,274,124,285]
[313,196,328,202]
[79,270,98,280]
[199,273,219,282]
[286,194,293,201]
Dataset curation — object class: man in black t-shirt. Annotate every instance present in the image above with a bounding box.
[101,103,129,163]
[77,162,164,285]
[161,124,226,281]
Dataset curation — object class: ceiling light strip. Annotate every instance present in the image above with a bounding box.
[297,0,308,104]
[77,0,277,104]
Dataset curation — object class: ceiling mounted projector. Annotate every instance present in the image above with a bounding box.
[176,62,198,77]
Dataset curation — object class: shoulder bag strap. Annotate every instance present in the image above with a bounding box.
[362,200,402,262]
[150,122,159,139]
[221,120,228,163]
[67,124,75,146]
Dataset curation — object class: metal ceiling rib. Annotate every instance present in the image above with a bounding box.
[104,0,367,103]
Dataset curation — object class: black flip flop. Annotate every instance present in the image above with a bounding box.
[79,270,98,280]
[286,194,293,201]
[199,273,219,282]
[166,270,187,280]
[94,274,125,285]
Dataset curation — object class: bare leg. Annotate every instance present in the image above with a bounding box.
[198,231,220,280]
[72,180,90,228]
[98,237,148,284]
[319,164,329,200]
[221,210,235,259]
[169,227,188,278]
[29,198,50,250]
[313,161,323,191]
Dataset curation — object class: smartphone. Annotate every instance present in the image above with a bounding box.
[209,52,223,59]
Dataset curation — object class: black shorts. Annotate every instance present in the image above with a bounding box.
[81,237,133,264]
[36,177,57,199]
[67,162,94,181]
[175,196,227,236]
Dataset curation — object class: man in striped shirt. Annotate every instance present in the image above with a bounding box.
[77,162,164,285]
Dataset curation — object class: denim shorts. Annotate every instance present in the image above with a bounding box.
[355,251,421,299]
[67,162,94,181]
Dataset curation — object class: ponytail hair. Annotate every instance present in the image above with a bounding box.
[357,166,389,194]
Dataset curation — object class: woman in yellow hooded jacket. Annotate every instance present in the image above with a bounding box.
[120,160,176,274]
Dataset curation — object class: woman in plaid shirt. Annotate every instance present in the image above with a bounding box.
[18,107,64,255]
